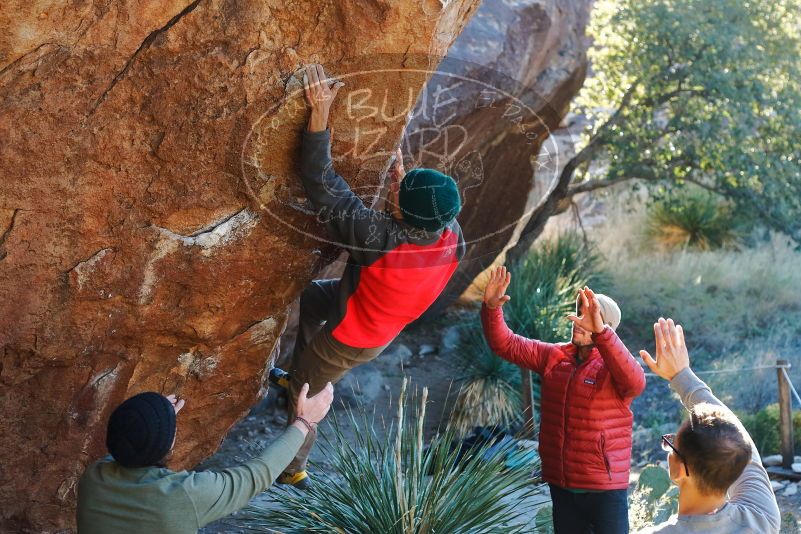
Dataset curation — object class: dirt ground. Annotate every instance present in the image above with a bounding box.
[197,307,801,533]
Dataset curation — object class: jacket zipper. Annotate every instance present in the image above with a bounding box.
[601,431,612,481]
[561,365,577,487]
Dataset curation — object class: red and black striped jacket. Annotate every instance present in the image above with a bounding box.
[300,130,465,349]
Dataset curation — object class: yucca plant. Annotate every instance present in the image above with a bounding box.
[450,324,521,437]
[241,379,545,533]
[506,232,605,340]
[646,193,742,251]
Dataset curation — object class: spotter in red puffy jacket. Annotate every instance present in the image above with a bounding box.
[481,304,646,491]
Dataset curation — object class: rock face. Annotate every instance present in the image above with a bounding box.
[405,0,593,312]
[0,1,480,531]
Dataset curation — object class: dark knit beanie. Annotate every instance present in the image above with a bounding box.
[106,392,176,468]
[398,168,461,232]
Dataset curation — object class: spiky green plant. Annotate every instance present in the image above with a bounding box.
[506,232,606,340]
[450,325,521,437]
[241,379,545,533]
[645,193,742,251]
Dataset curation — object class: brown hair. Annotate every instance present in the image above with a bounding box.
[677,403,752,495]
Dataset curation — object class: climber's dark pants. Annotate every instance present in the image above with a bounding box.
[284,279,389,474]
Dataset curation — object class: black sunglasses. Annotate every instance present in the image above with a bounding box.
[661,433,690,477]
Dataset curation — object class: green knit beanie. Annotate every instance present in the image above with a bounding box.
[398,168,461,232]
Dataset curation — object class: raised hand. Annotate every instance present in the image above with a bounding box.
[385,148,405,218]
[567,287,605,334]
[389,148,405,185]
[483,266,512,309]
[639,317,690,381]
[303,63,344,132]
[165,394,185,415]
[295,382,334,424]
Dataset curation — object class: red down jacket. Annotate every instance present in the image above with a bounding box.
[481,304,646,490]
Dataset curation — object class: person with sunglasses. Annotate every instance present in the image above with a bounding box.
[638,318,780,533]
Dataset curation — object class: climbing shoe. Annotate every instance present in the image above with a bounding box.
[269,367,291,389]
[277,470,312,490]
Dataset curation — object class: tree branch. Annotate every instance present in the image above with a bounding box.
[643,87,709,107]
[681,175,727,195]
[567,175,639,196]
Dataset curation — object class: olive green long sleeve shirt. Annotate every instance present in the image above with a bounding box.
[77,426,304,533]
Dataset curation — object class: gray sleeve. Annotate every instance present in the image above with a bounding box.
[299,129,392,263]
[181,426,305,527]
[669,368,781,533]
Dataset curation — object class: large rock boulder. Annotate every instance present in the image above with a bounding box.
[0,1,480,530]
[405,0,593,312]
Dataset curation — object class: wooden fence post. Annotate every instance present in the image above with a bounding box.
[777,359,794,470]
[521,369,535,439]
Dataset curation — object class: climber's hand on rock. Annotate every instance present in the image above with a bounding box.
[390,148,405,183]
[295,382,334,425]
[165,394,185,414]
[303,63,344,133]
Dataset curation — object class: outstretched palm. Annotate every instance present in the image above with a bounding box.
[567,287,605,334]
[303,63,344,132]
[639,318,690,381]
[483,266,511,309]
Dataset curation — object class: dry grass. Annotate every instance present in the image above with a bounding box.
[590,197,801,410]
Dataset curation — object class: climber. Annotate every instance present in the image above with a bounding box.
[636,318,780,533]
[76,383,333,533]
[276,63,465,489]
[482,266,645,534]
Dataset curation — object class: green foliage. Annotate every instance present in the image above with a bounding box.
[505,232,606,342]
[637,466,672,504]
[578,0,801,241]
[597,202,801,375]
[534,505,554,533]
[629,465,679,530]
[738,404,801,455]
[645,192,742,250]
[450,325,522,436]
[242,381,544,533]
[780,512,801,534]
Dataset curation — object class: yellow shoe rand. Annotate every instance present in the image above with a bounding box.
[278,471,309,486]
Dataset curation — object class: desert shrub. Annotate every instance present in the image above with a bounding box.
[450,325,521,437]
[505,232,606,341]
[645,193,742,251]
[242,380,545,533]
[738,404,801,456]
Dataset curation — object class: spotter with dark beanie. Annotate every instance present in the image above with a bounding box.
[637,318,780,533]
[77,385,333,534]
[276,63,465,488]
